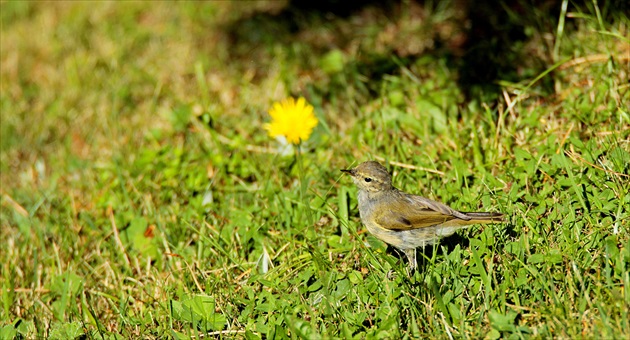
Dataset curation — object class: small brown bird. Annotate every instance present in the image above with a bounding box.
[341,161,504,270]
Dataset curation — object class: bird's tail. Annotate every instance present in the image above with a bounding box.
[440,212,505,227]
[463,212,505,223]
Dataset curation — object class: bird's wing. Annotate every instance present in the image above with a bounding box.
[374,194,471,231]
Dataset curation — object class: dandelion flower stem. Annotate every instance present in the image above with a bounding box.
[295,144,313,227]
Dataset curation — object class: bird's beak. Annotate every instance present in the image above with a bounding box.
[340,169,354,175]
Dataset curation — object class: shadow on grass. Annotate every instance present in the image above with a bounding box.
[221,0,627,104]
[383,220,519,274]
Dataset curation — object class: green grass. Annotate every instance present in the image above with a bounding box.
[1,1,628,339]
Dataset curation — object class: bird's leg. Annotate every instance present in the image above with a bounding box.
[403,248,417,274]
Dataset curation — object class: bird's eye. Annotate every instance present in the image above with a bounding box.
[364,177,372,182]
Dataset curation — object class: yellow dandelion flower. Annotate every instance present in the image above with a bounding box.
[264,97,318,145]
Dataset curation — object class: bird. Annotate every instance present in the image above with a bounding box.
[341,161,504,270]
